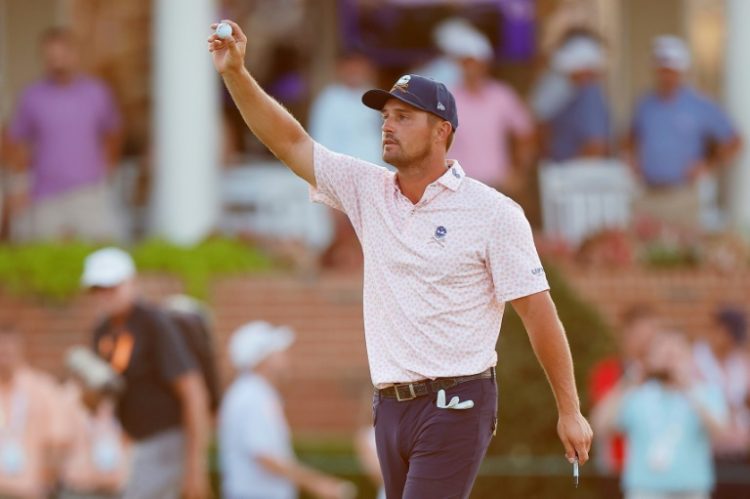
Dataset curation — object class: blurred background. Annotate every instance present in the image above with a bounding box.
[1,0,749,498]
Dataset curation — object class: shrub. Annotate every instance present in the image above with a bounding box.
[0,238,276,300]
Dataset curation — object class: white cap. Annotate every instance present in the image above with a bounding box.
[81,247,136,288]
[434,18,493,61]
[229,321,295,370]
[552,37,604,74]
[653,35,691,71]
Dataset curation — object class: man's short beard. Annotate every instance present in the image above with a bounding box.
[383,142,431,170]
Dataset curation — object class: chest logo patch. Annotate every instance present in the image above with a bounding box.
[434,226,447,239]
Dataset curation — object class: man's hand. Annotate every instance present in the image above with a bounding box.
[557,412,593,465]
[207,20,247,75]
[686,160,710,183]
[309,476,357,499]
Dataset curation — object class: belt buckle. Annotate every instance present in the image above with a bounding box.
[394,383,417,402]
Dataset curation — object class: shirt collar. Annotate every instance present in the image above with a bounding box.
[389,160,465,196]
[437,160,465,191]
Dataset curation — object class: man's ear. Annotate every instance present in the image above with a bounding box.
[435,120,452,145]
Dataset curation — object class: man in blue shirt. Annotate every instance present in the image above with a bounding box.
[626,36,741,230]
[545,36,611,162]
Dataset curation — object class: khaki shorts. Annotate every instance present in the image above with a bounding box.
[636,184,700,230]
[124,429,185,499]
[15,181,123,243]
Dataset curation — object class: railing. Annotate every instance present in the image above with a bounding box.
[220,162,334,250]
[539,159,637,247]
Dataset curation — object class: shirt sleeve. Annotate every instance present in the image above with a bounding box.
[501,87,534,137]
[630,99,647,139]
[309,142,388,232]
[616,390,636,431]
[97,82,122,134]
[694,384,729,425]
[486,200,550,303]
[579,86,610,142]
[8,90,36,143]
[702,100,736,143]
[151,309,198,383]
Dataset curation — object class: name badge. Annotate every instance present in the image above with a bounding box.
[0,440,25,476]
[92,436,121,472]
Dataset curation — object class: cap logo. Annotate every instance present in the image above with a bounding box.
[392,75,411,92]
[437,101,446,111]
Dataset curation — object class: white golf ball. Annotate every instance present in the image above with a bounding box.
[215,22,232,39]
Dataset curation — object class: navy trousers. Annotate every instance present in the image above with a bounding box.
[373,377,498,499]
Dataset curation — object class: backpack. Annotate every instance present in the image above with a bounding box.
[168,311,222,413]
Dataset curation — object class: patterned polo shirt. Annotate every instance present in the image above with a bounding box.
[310,143,549,386]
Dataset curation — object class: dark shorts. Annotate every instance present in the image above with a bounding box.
[373,377,498,499]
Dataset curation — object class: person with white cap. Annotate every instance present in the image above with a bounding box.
[625,35,741,231]
[444,21,536,195]
[545,35,611,162]
[81,247,211,499]
[218,321,355,499]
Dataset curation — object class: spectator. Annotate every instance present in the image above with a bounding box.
[309,51,381,270]
[309,50,383,166]
[6,27,124,242]
[626,36,741,231]
[692,306,750,498]
[218,321,355,499]
[412,17,467,89]
[593,331,728,499]
[544,36,611,161]
[529,29,602,123]
[589,305,662,490]
[81,248,211,499]
[58,380,129,499]
[446,23,535,194]
[0,324,67,498]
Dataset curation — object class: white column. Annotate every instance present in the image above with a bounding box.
[725,0,750,235]
[152,0,220,245]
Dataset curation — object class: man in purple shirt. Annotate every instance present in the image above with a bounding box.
[626,36,741,230]
[6,27,123,242]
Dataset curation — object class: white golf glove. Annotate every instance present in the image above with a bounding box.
[436,389,474,410]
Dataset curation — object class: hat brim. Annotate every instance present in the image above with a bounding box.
[362,89,431,115]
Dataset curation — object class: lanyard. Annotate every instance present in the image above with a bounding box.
[0,378,28,437]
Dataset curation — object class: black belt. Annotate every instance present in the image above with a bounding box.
[379,367,495,402]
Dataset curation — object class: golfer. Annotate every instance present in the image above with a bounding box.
[208,20,592,499]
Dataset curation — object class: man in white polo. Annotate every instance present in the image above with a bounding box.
[219,322,355,499]
[208,20,592,498]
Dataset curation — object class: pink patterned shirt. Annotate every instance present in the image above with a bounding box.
[310,143,549,386]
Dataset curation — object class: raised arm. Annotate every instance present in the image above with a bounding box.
[511,291,594,464]
[207,20,315,186]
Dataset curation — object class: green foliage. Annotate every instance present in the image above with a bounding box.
[0,241,98,300]
[131,238,275,297]
[641,243,699,269]
[0,238,276,300]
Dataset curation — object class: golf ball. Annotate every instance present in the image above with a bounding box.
[215,22,232,39]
